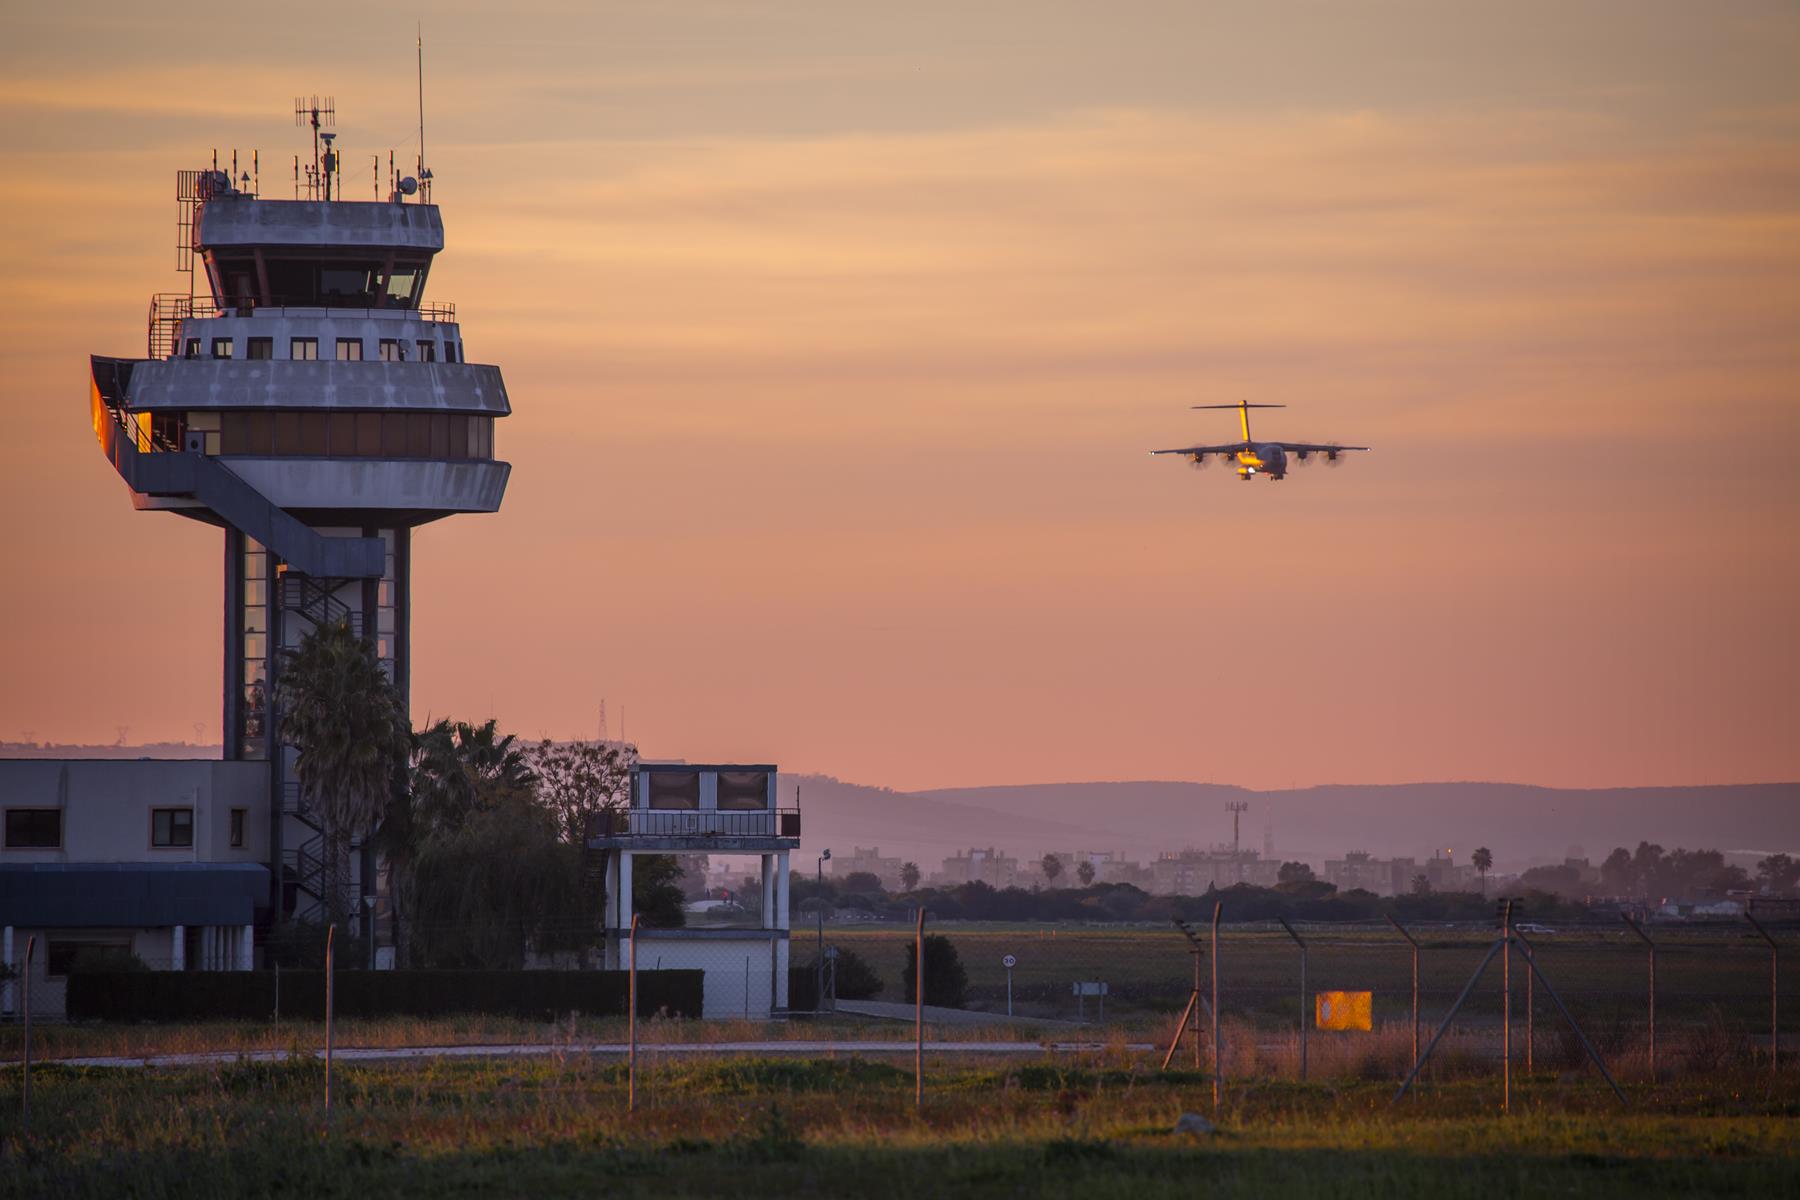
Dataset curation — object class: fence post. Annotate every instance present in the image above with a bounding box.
[1501,900,1513,1112]
[20,935,33,1139]
[1210,901,1222,1111]
[1746,913,1778,1075]
[914,908,926,1111]
[1386,915,1420,1069]
[274,960,281,1024]
[324,924,335,1121]
[629,913,640,1112]
[1514,927,1535,1074]
[1623,915,1655,1079]
[1276,917,1308,1081]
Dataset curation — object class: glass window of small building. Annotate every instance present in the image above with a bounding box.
[151,807,195,847]
[646,771,701,810]
[4,807,62,848]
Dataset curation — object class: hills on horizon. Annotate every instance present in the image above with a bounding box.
[790,775,1800,874]
[8,744,1793,873]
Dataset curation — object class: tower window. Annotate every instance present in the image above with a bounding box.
[417,340,437,362]
[379,339,404,362]
[443,341,458,363]
[246,337,273,360]
[184,338,201,358]
[290,338,318,361]
[336,338,363,361]
[211,338,234,359]
[151,807,194,848]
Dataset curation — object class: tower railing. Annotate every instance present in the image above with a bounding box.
[147,294,457,359]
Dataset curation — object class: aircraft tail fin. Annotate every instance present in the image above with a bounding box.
[1192,402,1283,443]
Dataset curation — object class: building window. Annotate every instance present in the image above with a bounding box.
[290,337,318,361]
[151,807,195,848]
[184,338,202,358]
[230,808,247,848]
[4,808,62,848]
[716,772,770,810]
[646,771,701,810]
[336,337,363,361]
[246,337,274,360]
[443,341,458,363]
[211,338,234,359]
[417,340,437,362]
[379,338,404,362]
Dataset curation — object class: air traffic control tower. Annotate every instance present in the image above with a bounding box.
[87,137,510,932]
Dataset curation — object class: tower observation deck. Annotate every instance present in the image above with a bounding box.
[88,158,511,928]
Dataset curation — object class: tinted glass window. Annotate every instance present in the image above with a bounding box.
[299,412,327,454]
[647,772,701,810]
[246,337,273,360]
[327,412,355,455]
[717,772,770,810]
[381,412,408,456]
[4,808,61,848]
[152,807,194,847]
[355,412,381,457]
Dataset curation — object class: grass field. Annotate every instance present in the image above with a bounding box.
[5,1049,1798,1198]
[828,923,1795,1030]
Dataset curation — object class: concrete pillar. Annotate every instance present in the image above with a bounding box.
[240,923,254,971]
[2,925,12,1016]
[604,853,620,928]
[776,851,791,931]
[171,925,186,972]
[760,854,776,930]
[617,853,634,930]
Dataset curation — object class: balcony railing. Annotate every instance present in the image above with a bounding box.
[147,293,458,359]
[586,808,802,842]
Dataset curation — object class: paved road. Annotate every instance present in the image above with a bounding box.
[834,1000,1084,1028]
[33,1038,1154,1070]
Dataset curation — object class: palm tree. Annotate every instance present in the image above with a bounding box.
[900,861,922,892]
[1076,860,1096,887]
[1471,847,1494,895]
[1040,853,1064,887]
[277,618,410,926]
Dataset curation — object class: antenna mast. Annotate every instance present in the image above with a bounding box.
[294,95,336,200]
[1226,801,1249,856]
[417,26,428,202]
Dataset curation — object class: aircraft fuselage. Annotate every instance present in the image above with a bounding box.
[1236,443,1287,480]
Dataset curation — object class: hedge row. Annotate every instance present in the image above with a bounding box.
[65,968,704,1023]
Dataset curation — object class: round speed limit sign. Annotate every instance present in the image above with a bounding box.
[1002,954,1017,969]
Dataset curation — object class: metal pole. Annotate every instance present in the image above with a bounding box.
[1193,942,1203,1071]
[1006,964,1013,1017]
[1514,926,1535,1074]
[324,924,335,1120]
[1161,991,1198,1072]
[1746,913,1778,1074]
[1623,915,1655,1079]
[628,913,640,1112]
[1392,937,1507,1105]
[1387,915,1420,1067]
[1210,901,1222,1110]
[1516,945,1628,1106]
[20,935,33,1139]
[1502,901,1513,1112]
[914,908,925,1111]
[1277,917,1308,1080]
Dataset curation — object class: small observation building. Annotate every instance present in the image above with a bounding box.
[587,763,799,1017]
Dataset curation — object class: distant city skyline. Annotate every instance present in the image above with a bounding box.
[3,2,1797,791]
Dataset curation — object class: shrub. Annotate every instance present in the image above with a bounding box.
[832,947,883,1000]
[900,934,968,1008]
[64,968,702,1023]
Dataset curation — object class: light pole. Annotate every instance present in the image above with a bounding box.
[1003,954,1016,1016]
[817,849,831,998]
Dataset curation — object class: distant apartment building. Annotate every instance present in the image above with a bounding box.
[828,846,905,891]
[936,847,1022,889]
[1149,849,1280,894]
[1324,850,1479,896]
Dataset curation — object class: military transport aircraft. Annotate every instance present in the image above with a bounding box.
[1150,402,1369,481]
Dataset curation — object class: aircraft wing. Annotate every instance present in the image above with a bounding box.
[1148,443,1245,457]
[1276,442,1370,453]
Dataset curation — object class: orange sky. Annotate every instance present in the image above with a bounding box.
[2,2,1796,789]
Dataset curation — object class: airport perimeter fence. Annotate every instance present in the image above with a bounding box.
[3,914,1794,1080]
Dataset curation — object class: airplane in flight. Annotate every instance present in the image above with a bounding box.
[1150,402,1369,481]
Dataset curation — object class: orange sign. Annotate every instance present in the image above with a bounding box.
[1315,990,1373,1031]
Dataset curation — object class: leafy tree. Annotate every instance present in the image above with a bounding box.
[831,946,883,1000]
[1471,847,1493,893]
[901,934,968,1008]
[1410,873,1432,896]
[1756,853,1800,895]
[900,861,922,891]
[1278,861,1315,885]
[528,738,636,845]
[1518,863,1584,899]
[1600,847,1637,895]
[841,870,884,896]
[632,855,688,928]
[1076,860,1097,887]
[408,792,594,968]
[1040,853,1064,886]
[276,618,410,924]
